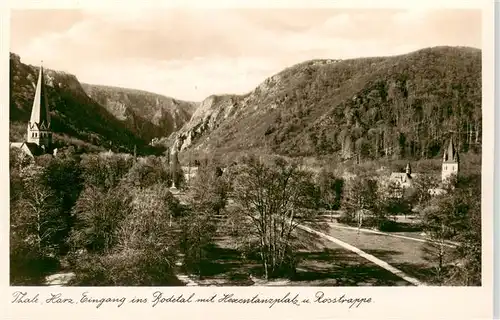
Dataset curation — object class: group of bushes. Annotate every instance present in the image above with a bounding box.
[10,147,191,286]
[10,146,481,286]
[11,149,322,283]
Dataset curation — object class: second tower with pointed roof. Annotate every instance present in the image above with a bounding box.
[442,139,459,184]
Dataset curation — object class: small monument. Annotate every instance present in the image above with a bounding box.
[170,140,181,190]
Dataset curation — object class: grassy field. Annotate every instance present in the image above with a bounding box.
[290,229,410,286]
[186,229,412,286]
[317,223,456,284]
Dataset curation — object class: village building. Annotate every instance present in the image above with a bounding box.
[385,139,459,196]
[10,63,54,158]
[388,163,419,189]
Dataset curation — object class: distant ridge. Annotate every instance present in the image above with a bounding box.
[10,46,481,159]
[81,83,198,142]
[168,46,481,162]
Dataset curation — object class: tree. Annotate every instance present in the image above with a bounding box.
[10,147,32,173]
[421,176,481,285]
[179,162,231,275]
[10,164,65,284]
[452,189,481,285]
[377,180,412,220]
[15,165,66,254]
[118,184,179,250]
[41,156,84,253]
[231,155,318,279]
[341,175,378,223]
[179,207,217,277]
[10,148,28,204]
[421,202,456,285]
[69,185,132,253]
[116,184,179,284]
[125,156,167,189]
[189,162,231,216]
[410,174,439,211]
[170,151,183,188]
[80,153,134,190]
[69,184,180,286]
[317,169,344,210]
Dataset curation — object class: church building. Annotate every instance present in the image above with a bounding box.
[389,162,418,189]
[387,138,459,196]
[10,63,53,158]
[441,139,459,184]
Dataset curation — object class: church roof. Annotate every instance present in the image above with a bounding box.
[10,142,24,148]
[443,139,459,163]
[10,142,44,158]
[389,172,414,183]
[29,64,50,130]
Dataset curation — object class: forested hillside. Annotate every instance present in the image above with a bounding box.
[10,53,162,154]
[172,46,481,162]
[81,84,197,142]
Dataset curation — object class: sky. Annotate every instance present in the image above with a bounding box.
[10,8,482,101]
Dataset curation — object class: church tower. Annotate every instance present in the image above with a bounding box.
[405,163,411,176]
[442,139,459,184]
[27,62,52,151]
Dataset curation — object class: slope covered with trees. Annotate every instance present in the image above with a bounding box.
[10,53,164,154]
[172,46,481,162]
[81,84,198,142]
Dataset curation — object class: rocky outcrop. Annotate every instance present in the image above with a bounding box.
[81,84,198,142]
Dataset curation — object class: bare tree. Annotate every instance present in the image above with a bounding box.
[118,184,179,250]
[341,175,378,223]
[421,202,455,285]
[16,165,65,254]
[410,174,439,211]
[69,184,132,253]
[421,176,481,286]
[231,155,317,279]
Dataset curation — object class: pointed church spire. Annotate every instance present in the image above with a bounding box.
[27,62,52,151]
[29,62,50,130]
[443,139,458,163]
[441,138,459,185]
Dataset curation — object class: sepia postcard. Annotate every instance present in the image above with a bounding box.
[1,0,496,319]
